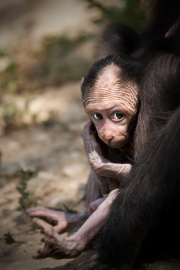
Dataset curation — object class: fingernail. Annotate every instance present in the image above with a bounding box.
[32,217,38,223]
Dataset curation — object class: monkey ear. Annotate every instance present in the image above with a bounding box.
[81,77,84,85]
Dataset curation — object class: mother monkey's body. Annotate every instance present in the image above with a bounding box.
[83,0,180,266]
[98,53,180,269]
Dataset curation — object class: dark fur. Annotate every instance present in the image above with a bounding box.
[97,54,180,269]
[81,1,180,268]
[94,1,180,62]
[135,0,180,60]
[93,22,139,61]
[87,1,180,268]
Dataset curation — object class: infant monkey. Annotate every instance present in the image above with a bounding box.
[26,23,141,234]
[81,53,142,199]
[32,53,142,260]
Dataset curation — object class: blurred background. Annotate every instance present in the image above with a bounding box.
[0,1,147,269]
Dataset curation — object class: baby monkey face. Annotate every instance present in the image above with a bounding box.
[85,97,137,149]
[83,65,138,148]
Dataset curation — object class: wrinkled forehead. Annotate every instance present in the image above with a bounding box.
[90,65,124,102]
[84,64,138,114]
[94,64,120,90]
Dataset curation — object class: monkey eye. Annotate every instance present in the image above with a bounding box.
[111,112,124,120]
[92,113,103,120]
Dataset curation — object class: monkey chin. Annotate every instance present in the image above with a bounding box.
[108,137,129,149]
[108,141,127,149]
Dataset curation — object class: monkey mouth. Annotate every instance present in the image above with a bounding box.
[108,137,128,148]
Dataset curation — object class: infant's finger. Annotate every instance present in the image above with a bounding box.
[33,217,52,230]
[83,121,95,138]
[83,138,94,154]
[84,120,93,131]
[33,248,50,259]
[82,128,90,141]
[33,238,56,259]
[32,218,54,237]
[54,220,67,233]
[82,129,94,149]
[82,121,91,134]
[91,138,102,153]
[41,237,45,243]
[27,208,57,219]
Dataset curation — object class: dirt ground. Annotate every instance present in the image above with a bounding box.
[0,85,90,270]
[0,1,95,269]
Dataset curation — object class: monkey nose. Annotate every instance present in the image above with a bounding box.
[103,131,113,140]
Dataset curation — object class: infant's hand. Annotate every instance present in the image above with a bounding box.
[82,121,109,175]
[32,218,80,259]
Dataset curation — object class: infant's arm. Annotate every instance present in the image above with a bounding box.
[82,121,132,182]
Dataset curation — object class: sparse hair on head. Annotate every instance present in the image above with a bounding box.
[81,53,142,102]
